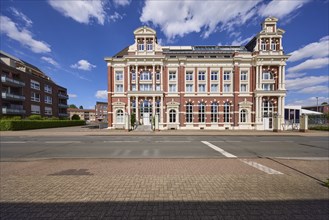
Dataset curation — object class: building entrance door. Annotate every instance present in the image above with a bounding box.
[143,113,150,125]
[263,117,273,130]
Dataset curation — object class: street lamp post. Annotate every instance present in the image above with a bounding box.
[316,97,319,112]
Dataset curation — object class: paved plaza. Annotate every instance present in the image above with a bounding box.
[0,127,328,219]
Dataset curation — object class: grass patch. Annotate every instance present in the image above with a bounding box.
[0,120,85,131]
[324,179,329,188]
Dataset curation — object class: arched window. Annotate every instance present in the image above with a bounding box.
[240,109,247,123]
[224,102,230,123]
[169,109,176,123]
[198,102,205,123]
[211,103,218,122]
[116,109,124,124]
[186,102,193,123]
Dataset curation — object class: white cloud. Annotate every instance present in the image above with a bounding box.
[140,0,307,40]
[48,0,107,25]
[95,90,107,99]
[0,16,51,53]
[231,35,253,46]
[109,12,123,22]
[113,0,131,7]
[287,96,329,106]
[70,60,96,71]
[285,72,307,79]
[41,56,59,67]
[68,94,77,98]
[287,57,329,73]
[140,0,261,39]
[259,0,310,18]
[288,36,329,62]
[298,86,329,94]
[286,75,329,91]
[10,7,33,27]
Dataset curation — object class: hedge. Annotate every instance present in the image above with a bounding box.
[0,120,86,131]
[309,125,329,131]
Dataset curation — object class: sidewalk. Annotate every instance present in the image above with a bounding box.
[1,125,328,137]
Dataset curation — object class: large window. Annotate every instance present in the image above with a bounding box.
[240,71,247,81]
[224,84,231,93]
[169,71,176,81]
[45,107,52,115]
[44,85,52,94]
[211,103,218,122]
[224,102,230,123]
[240,109,247,123]
[31,105,40,114]
[116,110,124,123]
[271,41,277,51]
[240,84,247,92]
[262,83,274,91]
[140,84,152,91]
[140,71,152,81]
[131,72,136,81]
[147,43,153,51]
[169,109,176,123]
[45,95,52,104]
[156,72,161,81]
[169,84,177,92]
[223,71,230,81]
[261,40,266,51]
[262,72,273,80]
[186,72,193,81]
[211,84,218,92]
[31,92,40,102]
[198,103,205,123]
[186,84,193,93]
[198,84,206,92]
[115,71,123,81]
[211,71,218,81]
[186,102,193,123]
[31,80,40,90]
[198,71,206,81]
[115,84,123,92]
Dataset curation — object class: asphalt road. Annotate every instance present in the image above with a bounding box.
[1,135,328,160]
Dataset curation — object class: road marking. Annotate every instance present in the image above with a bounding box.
[201,141,237,158]
[45,141,81,144]
[104,141,139,143]
[226,141,241,143]
[240,159,283,175]
[1,141,26,144]
[259,141,293,143]
[155,141,191,143]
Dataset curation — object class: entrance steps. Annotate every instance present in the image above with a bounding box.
[133,125,152,132]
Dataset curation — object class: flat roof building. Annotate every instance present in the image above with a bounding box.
[0,51,68,118]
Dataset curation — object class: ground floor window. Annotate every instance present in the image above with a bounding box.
[240,109,247,123]
[198,103,205,123]
[211,103,218,122]
[224,102,230,123]
[169,109,176,123]
[186,103,193,123]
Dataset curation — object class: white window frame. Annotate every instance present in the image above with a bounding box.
[115,71,123,81]
[169,84,177,93]
[186,84,193,93]
[211,71,218,81]
[45,107,52,115]
[115,84,124,92]
[44,85,52,94]
[138,43,144,51]
[45,95,52,104]
[31,104,40,114]
[223,84,231,93]
[116,109,124,124]
[211,84,218,92]
[198,71,206,81]
[223,71,231,81]
[169,71,176,81]
[240,84,248,93]
[198,84,206,93]
[31,80,40,90]
[31,92,40,102]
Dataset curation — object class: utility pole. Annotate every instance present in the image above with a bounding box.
[316,97,319,112]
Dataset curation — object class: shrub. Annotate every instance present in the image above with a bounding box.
[309,125,329,131]
[28,115,43,120]
[131,113,136,128]
[0,116,21,120]
[0,120,86,131]
[71,114,80,120]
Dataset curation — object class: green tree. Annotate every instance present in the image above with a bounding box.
[79,105,84,109]
[71,114,80,120]
[69,104,78,109]
[321,102,328,105]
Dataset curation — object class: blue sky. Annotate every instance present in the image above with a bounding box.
[1,0,328,109]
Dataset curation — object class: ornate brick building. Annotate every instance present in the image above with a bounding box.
[105,17,289,130]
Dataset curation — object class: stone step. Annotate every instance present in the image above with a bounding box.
[133,125,152,132]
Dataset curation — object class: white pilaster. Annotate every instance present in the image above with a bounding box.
[282,65,286,90]
[160,95,164,124]
[136,96,139,122]
[160,65,163,91]
[152,65,155,91]
[128,65,130,91]
[278,65,282,90]
[136,65,139,91]
[152,96,155,117]
[256,65,259,90]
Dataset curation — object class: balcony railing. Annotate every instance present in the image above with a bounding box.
[58,93,69,99]
[2,107,26,115]
[1,92,26,101]
[58,103,68,108]
[1,76,25,87]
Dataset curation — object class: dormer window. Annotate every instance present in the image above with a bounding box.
[147,43,153,51]
[271,41,276,51]
[138,43,144,51]
[262,72,273,80]
[266,26,273,32]
[261,40,266,51]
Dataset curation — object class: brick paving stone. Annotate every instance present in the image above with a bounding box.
[1,158,329,219]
